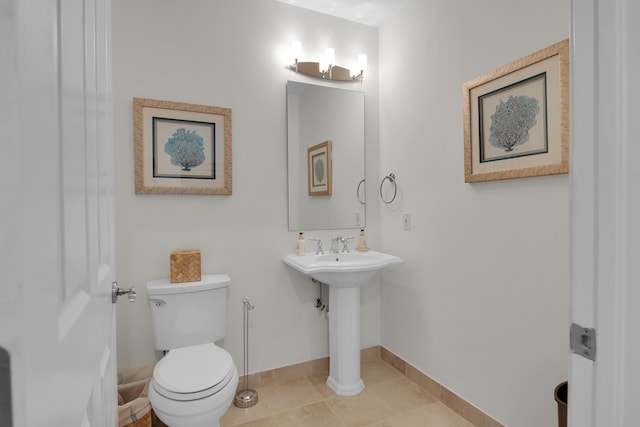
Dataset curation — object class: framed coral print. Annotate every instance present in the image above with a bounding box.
[463,39,569,182]
[307,140,332,196]
[133,97,232,194]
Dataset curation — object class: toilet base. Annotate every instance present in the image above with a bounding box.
[149,367,238,427]
[153,406,223,427]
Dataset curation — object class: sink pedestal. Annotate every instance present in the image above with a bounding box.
[281,251,403,397]
[326,286,364,396]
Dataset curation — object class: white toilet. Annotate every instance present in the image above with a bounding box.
[146,274,239,427]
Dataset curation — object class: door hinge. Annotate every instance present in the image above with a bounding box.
[570,323,596,361]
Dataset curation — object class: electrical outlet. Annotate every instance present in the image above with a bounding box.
[355,212,361,227]
[402,213,411,231]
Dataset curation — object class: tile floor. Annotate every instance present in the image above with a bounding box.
[220,359,473,427]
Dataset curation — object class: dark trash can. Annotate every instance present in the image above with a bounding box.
[554,381,568,427]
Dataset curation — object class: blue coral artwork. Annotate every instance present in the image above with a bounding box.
[165,128,205,171]
[478,73,548,163]
[152,117,216,179]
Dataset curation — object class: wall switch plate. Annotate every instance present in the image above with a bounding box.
[402,213,411,231]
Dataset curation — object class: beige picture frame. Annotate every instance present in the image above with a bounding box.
[133,97,232,195]
[463,39,569,183]
[307,140,332,196]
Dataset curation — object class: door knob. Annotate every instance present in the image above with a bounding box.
[112,281,136,303]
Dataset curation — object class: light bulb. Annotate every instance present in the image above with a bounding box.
[325,48,335,66]
[358,53,367,71]
[292,40,302,60]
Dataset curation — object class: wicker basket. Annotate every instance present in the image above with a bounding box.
[170,249,201,283]
[117,363,153,427]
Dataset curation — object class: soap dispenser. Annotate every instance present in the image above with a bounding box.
[357,229,369,252]
[296,232,306,256]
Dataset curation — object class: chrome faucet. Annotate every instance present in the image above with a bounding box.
[330,237,340,253]
[309,238,324,254]
[331,236,354,253]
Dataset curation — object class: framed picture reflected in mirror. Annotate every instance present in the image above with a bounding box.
[307,140,332,196]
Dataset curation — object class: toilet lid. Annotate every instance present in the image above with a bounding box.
[153,343,234,397]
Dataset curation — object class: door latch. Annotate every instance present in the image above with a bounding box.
[111,281,137,304]
[570,323,596,361]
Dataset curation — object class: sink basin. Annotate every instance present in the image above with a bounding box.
[282,250,403,288]
[283,249,403,396]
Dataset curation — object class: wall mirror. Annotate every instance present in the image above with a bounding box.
[287,81,365,231]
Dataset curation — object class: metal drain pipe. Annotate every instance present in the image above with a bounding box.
[312,279,327,312]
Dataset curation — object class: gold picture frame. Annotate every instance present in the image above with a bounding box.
[307,140,332,196]
[463,39,569,183]
[133,97,232,195]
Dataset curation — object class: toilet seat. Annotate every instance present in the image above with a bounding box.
[152,343,234,401]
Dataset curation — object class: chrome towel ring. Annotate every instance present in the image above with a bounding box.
[357,179,366,204]
[380,173,397,204]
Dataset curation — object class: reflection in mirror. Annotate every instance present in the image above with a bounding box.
[287,81,365,231]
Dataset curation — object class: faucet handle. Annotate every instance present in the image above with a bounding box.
[309,238,324,254]
[342,236,355,252]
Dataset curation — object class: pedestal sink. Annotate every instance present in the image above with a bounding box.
[282,250,403,396]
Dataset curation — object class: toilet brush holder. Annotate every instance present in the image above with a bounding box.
[234,297,258,408]
[234,388,258,409]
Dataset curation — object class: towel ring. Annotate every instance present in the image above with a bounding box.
[357,179,366,204]
[379,173,397,204]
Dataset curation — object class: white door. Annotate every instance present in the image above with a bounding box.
[0,0,118,425]
[570,0,640,425]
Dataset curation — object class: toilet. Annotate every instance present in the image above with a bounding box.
[146,274,238,427]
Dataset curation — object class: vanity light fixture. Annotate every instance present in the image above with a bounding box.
[289,41,366,82]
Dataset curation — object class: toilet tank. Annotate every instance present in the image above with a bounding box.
[146,274,230,351]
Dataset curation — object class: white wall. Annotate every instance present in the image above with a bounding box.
[378,1,570,427]
[114,1,570,425]
[112,0,380,371]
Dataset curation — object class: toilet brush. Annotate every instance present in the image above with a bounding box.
[234,297,258,408]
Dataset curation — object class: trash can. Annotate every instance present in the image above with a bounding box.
[117,362,155,427]
[554,381,568,427]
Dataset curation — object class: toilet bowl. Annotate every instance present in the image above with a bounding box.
[149,343,239,427]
